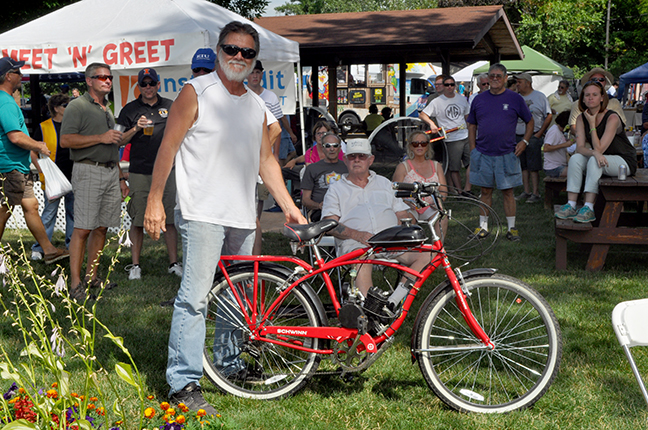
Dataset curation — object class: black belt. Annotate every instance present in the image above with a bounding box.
[77,159,117,168]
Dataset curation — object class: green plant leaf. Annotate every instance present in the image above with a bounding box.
[104,333,129,354]
[75,419,92,430]
[115,362,138,388]
[20,343,42,359]
[2,419,37,430]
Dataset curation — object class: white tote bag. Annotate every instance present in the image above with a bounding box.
[38,154,73,201]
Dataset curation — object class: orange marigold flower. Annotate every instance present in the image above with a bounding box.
[51,383,58,388]
[160,402,170,411]
[147,395,155,400]
[79,395,85,401]
[97,407,105,416]
[46,389,58,399]
[18,388,25,394]
[166,408,176,416]
[115,420,123,425]
[196,409,206,417]
[176,415,186,424]
[144,407,156,419]
[178,403,189,413]
[71,393,79,398]
[89,397,98,402]
[87,404,96,410]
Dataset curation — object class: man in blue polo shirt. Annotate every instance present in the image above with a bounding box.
[0,57,69,263]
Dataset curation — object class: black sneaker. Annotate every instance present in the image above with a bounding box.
[169,382,218,416]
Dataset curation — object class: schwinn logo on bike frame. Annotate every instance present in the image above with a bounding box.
[277,328,308,336]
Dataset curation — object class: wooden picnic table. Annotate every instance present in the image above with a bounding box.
[554,169,648,271]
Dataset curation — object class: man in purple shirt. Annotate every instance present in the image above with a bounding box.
[467,63,533,242]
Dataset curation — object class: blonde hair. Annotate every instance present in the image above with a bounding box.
[405,131,434,160]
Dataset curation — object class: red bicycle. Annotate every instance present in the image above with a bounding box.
[202,182,562,413]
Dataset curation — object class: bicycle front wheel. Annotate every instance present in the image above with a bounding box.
[415,274,562,413]
[203,267,322,399]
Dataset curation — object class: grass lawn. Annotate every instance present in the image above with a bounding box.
[2,182,648,429]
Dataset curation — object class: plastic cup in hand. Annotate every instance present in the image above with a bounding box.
[143,121,154,136]
[113,124,125,132]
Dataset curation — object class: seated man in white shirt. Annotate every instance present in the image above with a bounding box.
[321,139,430,301]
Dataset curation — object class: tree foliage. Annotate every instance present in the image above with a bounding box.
[275,0,436,15]
[0,0,270,34]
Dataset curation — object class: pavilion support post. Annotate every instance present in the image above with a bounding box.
[399,62,406,117]
[328,64,337,122]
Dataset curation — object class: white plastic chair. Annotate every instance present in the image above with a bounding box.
[612,298,648,407]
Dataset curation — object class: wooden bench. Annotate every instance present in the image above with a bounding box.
[554,206,592,270]
[544,176,567,210]
[554,170,648,271]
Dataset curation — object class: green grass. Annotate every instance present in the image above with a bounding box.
[3,182,648,429]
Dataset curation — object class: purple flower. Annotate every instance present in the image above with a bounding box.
[161,422,184,430]
[3,383,17,400]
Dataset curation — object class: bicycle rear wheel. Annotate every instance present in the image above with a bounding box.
[415,274,561,413]
[203,267,322,399]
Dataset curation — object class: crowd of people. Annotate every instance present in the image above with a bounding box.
[0,20,640,416]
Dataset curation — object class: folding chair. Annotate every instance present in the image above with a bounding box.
[612,298,648,407]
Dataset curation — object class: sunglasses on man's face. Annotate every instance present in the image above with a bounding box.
[590,77,606,83]
[220,44,257,59]
[347,153,369,161]
[91,75,114,82]
[140,81,158,88]
[443,83,456,87]
[192,67,212,74]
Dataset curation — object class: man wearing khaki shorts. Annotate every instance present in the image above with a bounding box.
[0,57,68,264]
[61,62,129,299]
[117,68,180,280]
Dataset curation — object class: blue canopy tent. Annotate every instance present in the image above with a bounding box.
[618,62,648,101]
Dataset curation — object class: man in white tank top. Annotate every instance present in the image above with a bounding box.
[143,21,305,415]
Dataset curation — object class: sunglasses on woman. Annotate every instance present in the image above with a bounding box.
[411,141,429,147]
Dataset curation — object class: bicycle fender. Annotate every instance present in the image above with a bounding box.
[214,261,329,327]
[409,268,497,363]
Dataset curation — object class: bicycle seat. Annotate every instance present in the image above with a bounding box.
[283,219,338,242]
[368,224,427,248]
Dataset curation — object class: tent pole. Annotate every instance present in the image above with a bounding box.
[297,62,306,155]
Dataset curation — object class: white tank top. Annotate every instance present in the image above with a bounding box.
[175,72,267,229]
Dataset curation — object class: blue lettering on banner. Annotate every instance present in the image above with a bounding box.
[161,76,189,93]
[261,70,286,90]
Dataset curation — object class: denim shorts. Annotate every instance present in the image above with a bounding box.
[544,166,566,178]
[469,149,522,190]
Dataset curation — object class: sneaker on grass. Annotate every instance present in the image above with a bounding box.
[169,382,218,416]
[555,203,577,219]
[468,227,489,240]
[506,228,521,242]
[526,194,541,204]
[125,264,141,280]
[168,262,183,277]
[574,206,595,223]
[514,192,531,201]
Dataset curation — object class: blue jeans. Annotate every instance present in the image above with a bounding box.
[167,210,254,395]
[32,192,74,253]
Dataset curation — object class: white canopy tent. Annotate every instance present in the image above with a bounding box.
[0,0,303,133]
